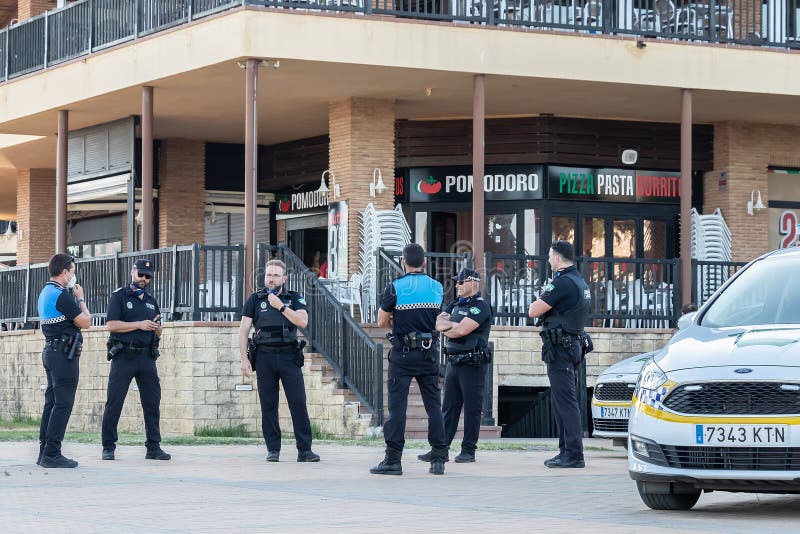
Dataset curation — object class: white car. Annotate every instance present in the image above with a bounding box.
[629,248,800,510]
[592,351,657,446]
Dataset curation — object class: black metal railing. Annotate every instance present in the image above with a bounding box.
[259,243,384,425]
[0,244,243,328]
[485,253,682,328]
[692,258,747,307]
[2,0,798,82]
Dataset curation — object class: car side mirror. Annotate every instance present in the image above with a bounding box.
[677,311,698,330]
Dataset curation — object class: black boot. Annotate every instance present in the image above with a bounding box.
[429,447,447,475]
[145,448,171,460]
[454,450,476,463]
[40,454,78,468]
[370,450,402,475]
[417,450,449,462]
[36,442,44,466]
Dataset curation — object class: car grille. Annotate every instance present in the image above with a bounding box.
[593,419,628,433]
[661,445,800,470]
[594,382,635,401]
[662,382,800,415]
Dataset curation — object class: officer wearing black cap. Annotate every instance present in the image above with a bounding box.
[418,268,492,464]
[101,258,171,461]
[528,240,591,469]
[371,243,448,476]
[36,253,91,468]
[239,259,320,463]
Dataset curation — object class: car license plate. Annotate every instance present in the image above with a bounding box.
[695,424,789,446]
[600,406,630,419]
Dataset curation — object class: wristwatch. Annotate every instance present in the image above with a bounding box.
[279,305,287,313]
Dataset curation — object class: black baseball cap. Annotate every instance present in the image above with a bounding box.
[134,258,155,276]
[452,268,481,282]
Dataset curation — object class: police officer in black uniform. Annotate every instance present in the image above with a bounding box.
[101,259,170,461]
[239,259,320,463]
[370,243,448,476]
[36,253,91,468]
[528,240,591,469]
[418,268,492,464]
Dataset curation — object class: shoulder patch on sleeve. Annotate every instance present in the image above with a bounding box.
[469,306,481,315]
[296,295,307,305]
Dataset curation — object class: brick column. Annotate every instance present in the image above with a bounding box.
[16,169,55,265]
[703,122,800,261]
[17,0,51,21]
[328,98,396,277]
[158,139,206,247]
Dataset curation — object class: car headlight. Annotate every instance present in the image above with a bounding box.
[638,359,666,391]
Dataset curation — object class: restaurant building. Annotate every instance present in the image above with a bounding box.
[1,0,800,438]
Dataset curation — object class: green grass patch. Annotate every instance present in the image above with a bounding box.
[310,422,337,441]
[0,416,41,429]
[194,424,251,438]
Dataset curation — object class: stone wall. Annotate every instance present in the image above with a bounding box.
[0,324,370,439]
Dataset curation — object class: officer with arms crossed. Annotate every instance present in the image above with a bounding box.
[418,268,492,464]
[37,253,91,468]
[528,240,591,469]
[101,259,170,461]
[239,259,320,463]
[371,243,448,476]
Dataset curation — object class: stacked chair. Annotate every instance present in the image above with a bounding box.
[358,204,411,322]
[691,208,733,303]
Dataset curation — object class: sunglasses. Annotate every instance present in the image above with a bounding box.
[137,273,152,280]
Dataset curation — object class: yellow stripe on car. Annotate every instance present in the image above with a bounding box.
[632,395,800,425]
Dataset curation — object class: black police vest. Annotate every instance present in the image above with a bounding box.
[252,291,297,346]
[444,296,489,353]
[542,269,590,334]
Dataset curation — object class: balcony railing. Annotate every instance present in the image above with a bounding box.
[1,0,797,82]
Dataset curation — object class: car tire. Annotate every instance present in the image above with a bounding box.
[636,481,701,511]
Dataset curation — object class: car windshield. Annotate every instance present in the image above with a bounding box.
[702,256,800,328]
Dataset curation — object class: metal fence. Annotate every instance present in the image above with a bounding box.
[486,253,682,328]
[0,244,243,329]
[259,243,384,425]
[2,0,799,82]
[692,258,747,307]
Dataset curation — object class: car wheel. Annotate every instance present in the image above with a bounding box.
[636,481,701,511]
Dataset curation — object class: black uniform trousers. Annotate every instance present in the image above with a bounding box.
[383,348,447,461]
[546,338,584,461]
[254,346,312,453]
[39,347,80,458]
[442,361,488,454]
[101,352,162,451]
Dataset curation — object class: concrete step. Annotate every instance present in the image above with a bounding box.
[404,426,502,440]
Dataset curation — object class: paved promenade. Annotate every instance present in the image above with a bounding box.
[1,441,798,533]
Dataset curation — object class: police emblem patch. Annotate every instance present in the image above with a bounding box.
[544,283,555,292]
[469,306,481,315]
[297,297,306,305]
[260,301,267,310]
[126,302,134,310]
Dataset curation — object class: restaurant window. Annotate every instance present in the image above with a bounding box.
[486,214,517,255]
[581,217,605,258]
[524,209,540,256]
[551,216,575,246]
[415,212,427,248]
[643,219,667,259]
[612,219,636,258]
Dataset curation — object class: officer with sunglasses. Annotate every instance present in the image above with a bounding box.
[418,268,492,464]
[101,259,170,461]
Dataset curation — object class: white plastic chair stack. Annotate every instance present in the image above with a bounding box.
[691,208,732,302]
[358,203,411,322]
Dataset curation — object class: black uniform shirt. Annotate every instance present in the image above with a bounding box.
[539,265,582,313]
[445,295,492,347]
[107,285,161,347]
[242,290,308,321]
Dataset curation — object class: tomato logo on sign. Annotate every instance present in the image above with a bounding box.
[416,176,442,195]
[779,211,799,249]
[278,196,291,213]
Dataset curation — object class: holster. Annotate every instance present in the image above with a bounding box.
[106,339,123,361]
[578,332,594,356]
[539,332,556,365]
[446,346,490,367]
[295,339,307,368]
[66,332,83,361]
[150,337,161,360]
[246,338,257,369]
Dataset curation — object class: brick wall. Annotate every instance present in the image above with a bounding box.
[703,122,800,261]
[16,169,55,265]
[0,324,372,438]
[329,98,395,277]
[17,0,51,20]
[276,219,286,244]
[158,140,206,247]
